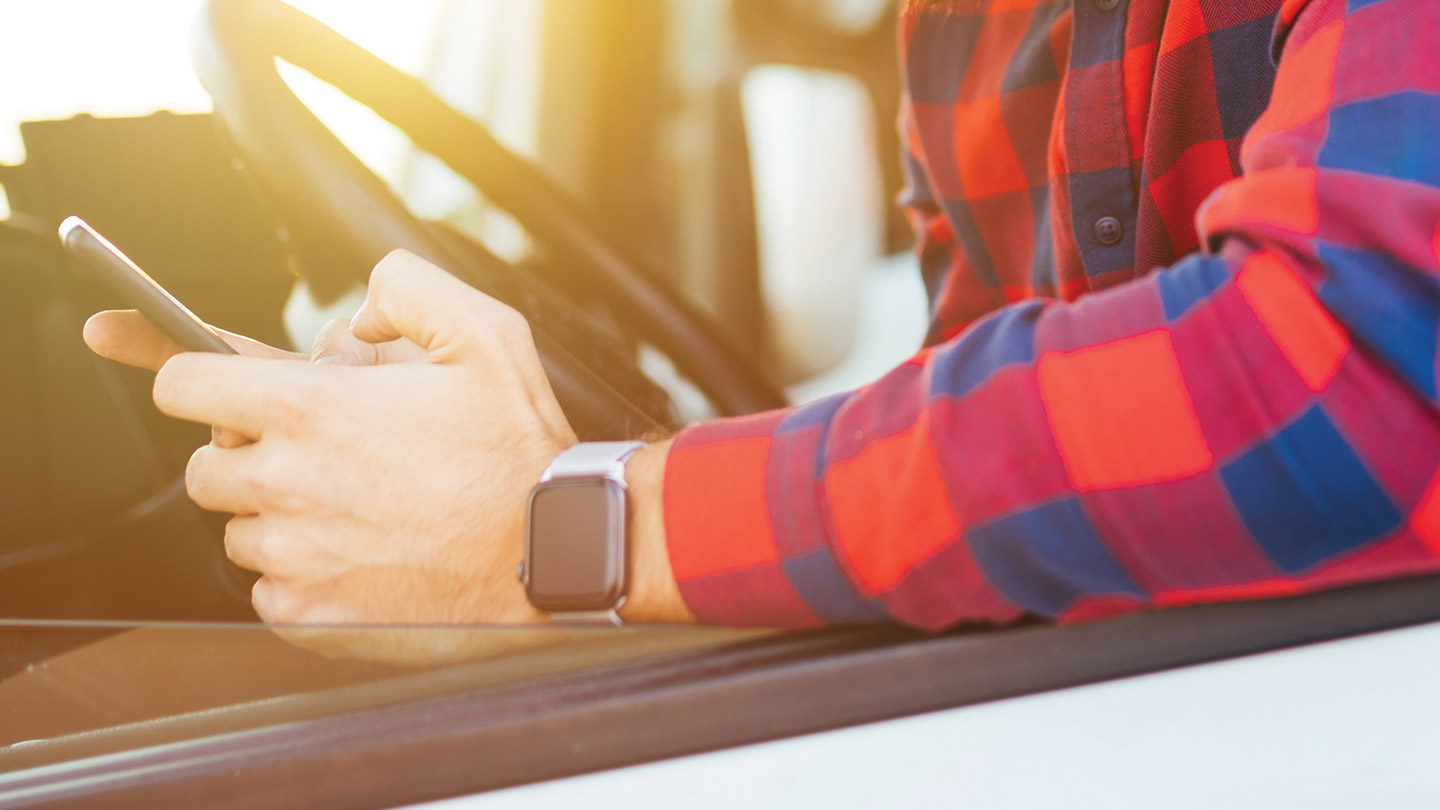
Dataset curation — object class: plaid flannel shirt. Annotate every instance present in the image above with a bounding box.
[661,0,1440,630]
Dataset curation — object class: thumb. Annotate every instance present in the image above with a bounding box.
[350,250,523,362]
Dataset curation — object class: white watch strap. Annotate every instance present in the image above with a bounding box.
[552,608,624,627]
[540,441,645,484]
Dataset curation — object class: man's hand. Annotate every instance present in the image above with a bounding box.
[84,296,425,448]
[150,251,575,625]
[85,251,694,637]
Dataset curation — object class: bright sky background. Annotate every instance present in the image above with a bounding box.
[0,0,924,400]
[0,0,446,169]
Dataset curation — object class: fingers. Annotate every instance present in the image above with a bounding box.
[187,442,268,514]
[237,538,327,625]
[219,328,305,362]
[156,353,322,438]
[224,514,267,573]
[311,317,429,366]
[250,579,346,627]
[84,310,183,371]
[211,424,251,449]
[251,575,285,624]
[91,311,302,446]
[242,547,344,626]
[85,309,303,371]
[350,250,530,362]
[310,318,377,366]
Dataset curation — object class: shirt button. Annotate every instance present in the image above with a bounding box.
[1093,216,1125,246]
[1094,0,1121,11]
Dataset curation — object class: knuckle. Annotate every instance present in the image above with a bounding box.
[251,578,276,621]
[250,455,311,515]
[290,603,333,627]
[310,318,351,354]
[254,530,287,573]
[270,593,307,625]
[213,428,246,449]
[262,386,317,434]
[222,517,244,561]
[492,305,532,346]
[267,453,329,517]
[372,250,418,289]
[273,487,314,517]
[151,357,184,411]
[252,579,301,624]
[184,445,212,502]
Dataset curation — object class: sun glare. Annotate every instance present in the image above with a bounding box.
[0,0,445,169]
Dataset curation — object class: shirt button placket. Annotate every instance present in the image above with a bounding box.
[1067,0,1137,283]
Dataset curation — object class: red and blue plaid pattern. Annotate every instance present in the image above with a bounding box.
[662,0,1440,629]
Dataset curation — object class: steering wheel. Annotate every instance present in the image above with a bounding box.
[189,0,786,440]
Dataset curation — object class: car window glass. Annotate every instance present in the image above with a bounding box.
[0,620,767,768]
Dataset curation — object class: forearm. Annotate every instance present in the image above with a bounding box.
[618,439,696,624]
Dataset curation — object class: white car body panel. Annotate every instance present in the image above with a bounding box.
[412,621,1440,810]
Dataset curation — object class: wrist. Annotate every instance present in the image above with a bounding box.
[618,439,696,624]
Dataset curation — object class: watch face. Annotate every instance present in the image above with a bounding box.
[524,479,627,612]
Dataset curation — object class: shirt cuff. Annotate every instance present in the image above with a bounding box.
[661,399,889,628]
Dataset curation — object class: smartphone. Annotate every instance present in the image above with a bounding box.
[58,216,236,355]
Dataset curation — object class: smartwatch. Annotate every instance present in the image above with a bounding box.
[521,441,644,625]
